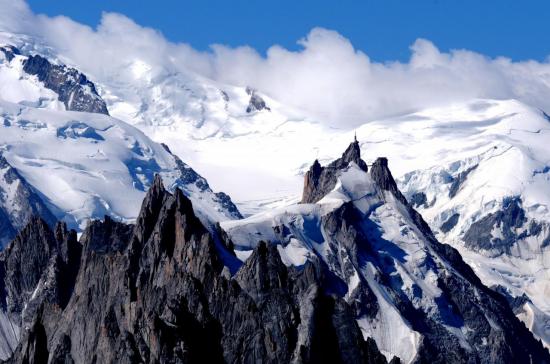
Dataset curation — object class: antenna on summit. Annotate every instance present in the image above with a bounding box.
[354,131,357,142]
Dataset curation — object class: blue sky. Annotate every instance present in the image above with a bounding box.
[26,0,549,62]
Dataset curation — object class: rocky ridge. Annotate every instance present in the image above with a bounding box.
[0,44,109,115]
[301,137,368,204]
[0,175,393,363]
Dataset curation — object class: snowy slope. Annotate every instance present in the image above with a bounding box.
[0,33,328,206]
[364,100,550,347]
[0,47,241,236]
[0,154,57,246]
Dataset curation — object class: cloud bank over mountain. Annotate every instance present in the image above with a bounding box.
[2,0,550,126]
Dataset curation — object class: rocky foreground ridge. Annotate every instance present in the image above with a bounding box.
[0,175,395,363]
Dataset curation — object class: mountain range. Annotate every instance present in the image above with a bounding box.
[0,31,549,363]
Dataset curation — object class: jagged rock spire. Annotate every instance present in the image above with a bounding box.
[370,158,399,195]
[340,138,367,171]
[301,138,368,203]
[133,174,168,244]
[4,158,549,363]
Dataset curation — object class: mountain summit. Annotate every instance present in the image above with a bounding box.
[223,143,550,363]
[302,138,368,204]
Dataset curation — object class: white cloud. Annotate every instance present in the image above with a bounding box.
[2,0,550,126]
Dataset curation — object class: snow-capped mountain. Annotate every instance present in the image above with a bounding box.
[109,74,550,348]
[73,45,550,349]
[220,142,549,363]
[0,175,396,363]
[0,32,321,207]
[353,100,550,348]
[0,43,241,245]
[1,30,550,356]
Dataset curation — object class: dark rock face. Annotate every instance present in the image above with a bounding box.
[448,165,477,198]
[440,213,460,233]
[0,217,82,360]
[2,143,549,363]
[301,140,368,203]
[463,196,539,253]
[245,87,271,113]
[492,285,532,314]
[0,46,20,62]
[3,177,390,364]
[1,217,57,314]
[22,54,109,115]
[214,192,243,219]
[320,200,550,364]
[370,157,403,200]
[409,192,428,208]
[0,155,57,247]
[0,210,16,251]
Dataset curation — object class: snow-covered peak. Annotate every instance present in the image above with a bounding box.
[221,148,549,362]
[0,43,242,234]
[0,98,241,236]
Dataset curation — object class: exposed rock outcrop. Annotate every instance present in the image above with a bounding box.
[463,196,546,254]
[245,87,270,113]
[448,165,478,198]
[2,141,549,363]
[22,54,109,115]
[440,213,460,233]
[0,46,20,63]
[409,191,428,208]
[301,139,368,203]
